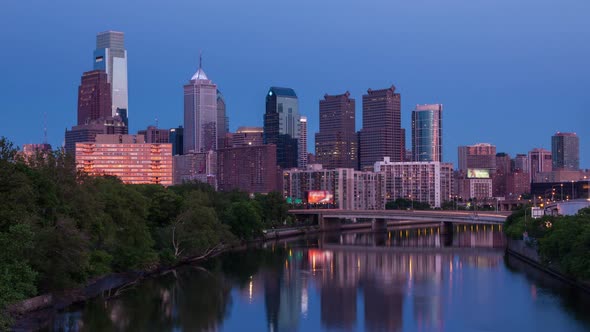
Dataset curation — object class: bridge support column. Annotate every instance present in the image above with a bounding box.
[371,218,387,232]
[440,221,453,235]
[319,216,341,231]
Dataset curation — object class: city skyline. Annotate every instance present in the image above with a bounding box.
[0,0,588,168]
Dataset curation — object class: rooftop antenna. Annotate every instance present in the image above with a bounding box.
[43,112,48,144]
[199,50,202,69]
[155,117,159,128]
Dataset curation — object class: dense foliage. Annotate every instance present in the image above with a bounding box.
[505,206,590,280]
[0,137,289,329]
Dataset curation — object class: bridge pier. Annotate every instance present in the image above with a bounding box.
[318,214,341,231]
[440,221,453,235]
[371,218,387,232]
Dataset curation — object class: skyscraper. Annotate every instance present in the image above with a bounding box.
[264,87,300,169]
[412,104,442,162]
[77,70,112,125]
[528,148,552,182]
[298,116,308,168]
[183,61,218,154]
[169,126,184,156]
[315,92,357,169]
[359,86,403,169]
[93,31,128,118]
[551,132,579,170]
[217,90,229,151]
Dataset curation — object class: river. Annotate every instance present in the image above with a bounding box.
[47,224,590,332]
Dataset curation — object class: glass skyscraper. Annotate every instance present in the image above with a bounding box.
[93,31,128,118]
[411,104,442,162]
[264,87,300,169]
[183,64,218,154]
[551,132,579,170]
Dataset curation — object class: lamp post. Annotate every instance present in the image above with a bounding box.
[571,180,575,200]
[561,183,564,201]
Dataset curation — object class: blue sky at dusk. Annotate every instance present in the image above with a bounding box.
[1,0,588,167]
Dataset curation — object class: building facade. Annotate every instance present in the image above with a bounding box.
[551,132,579,171]
[77,70,112,125]
[283,165,386,210]
[457,143,497,173]
[315,92,358,169]
[217,144,278,194]
[217,90,228,151]
[373,158,453,208]
[411,104,442,162]
[138,126,169,144]
[183,63,218,154]
[298,116,308,168]
[93,31,128,118]
[227,127,264,147]
[264,87,300,169]
[528,148,552,183]
[359,86,403,169]
[75,134,172,185]
[169,126,183,156]
[173,151,217,187]
[65,117,128,156]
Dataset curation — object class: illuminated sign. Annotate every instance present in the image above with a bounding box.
[307,190,333,204]
[467,168,490,179]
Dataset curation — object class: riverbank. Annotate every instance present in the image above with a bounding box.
[505,238,590,294]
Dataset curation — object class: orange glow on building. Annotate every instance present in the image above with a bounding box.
[75,141,173,185]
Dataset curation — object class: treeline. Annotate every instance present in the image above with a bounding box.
[505,207,590,281]
[0,137,289,329]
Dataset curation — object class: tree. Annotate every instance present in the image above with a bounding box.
[225,201,264,241]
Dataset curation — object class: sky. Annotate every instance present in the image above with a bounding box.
[0,0,588,168]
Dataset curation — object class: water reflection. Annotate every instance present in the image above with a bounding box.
[49,226,590,332]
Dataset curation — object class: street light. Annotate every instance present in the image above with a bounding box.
[571,180,575,200]
[561,183,564,202]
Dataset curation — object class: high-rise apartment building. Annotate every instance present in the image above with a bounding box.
[528,148,552,182]
[184,62,218,154]
[77,70,112,125]
[93,31,128,118]
[457,143,497,173]
[512,154,529,172]
[374,157,453,208]
[315,92,357,169]
[412,104,442,162]
[551,132,579,170]
[173,151,217,187]
[76,134,172,185]
[298,116,308,168]
[263,87,300,169]
[283,165,386,210]
[217,144,279,194]
[65,117,127,156]
[359,86,403,169]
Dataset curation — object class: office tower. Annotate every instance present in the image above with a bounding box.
[374,157,453,208]
[551,132,579,170]
[217,144,278,193]
[359,86,403,169]
[493,152,511,197]
[298,116,308,168]
[138,126,169,144]
[93,31,128,117]
[76,134,172,185]
[228,127,264,147]
[457,143,497,173]
[217,90,229,151]
[263,87,300,169]
[169,126,184,156]
[528,148,552,182]
[315,92,357,169]
[512,154,529,172]
[77,70,112,125]
[183,60,218,154]
[173,151,217,187]
[412,104,442,162]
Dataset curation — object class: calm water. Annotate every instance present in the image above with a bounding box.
[49,224,590,332]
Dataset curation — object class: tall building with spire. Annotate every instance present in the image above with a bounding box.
[412,104,442,162]
[315,92,357,169]
[93,31,128,118]
[183,58,218,154]
[264,87,300,169]
[359,86,403,169]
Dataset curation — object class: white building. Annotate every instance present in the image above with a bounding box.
[374,157,453,208]
[93,31,128,117]
[283,165,386,210]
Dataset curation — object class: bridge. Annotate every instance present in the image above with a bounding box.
[289,209,509,231]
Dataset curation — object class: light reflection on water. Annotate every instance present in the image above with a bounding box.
[48,225,590,332]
